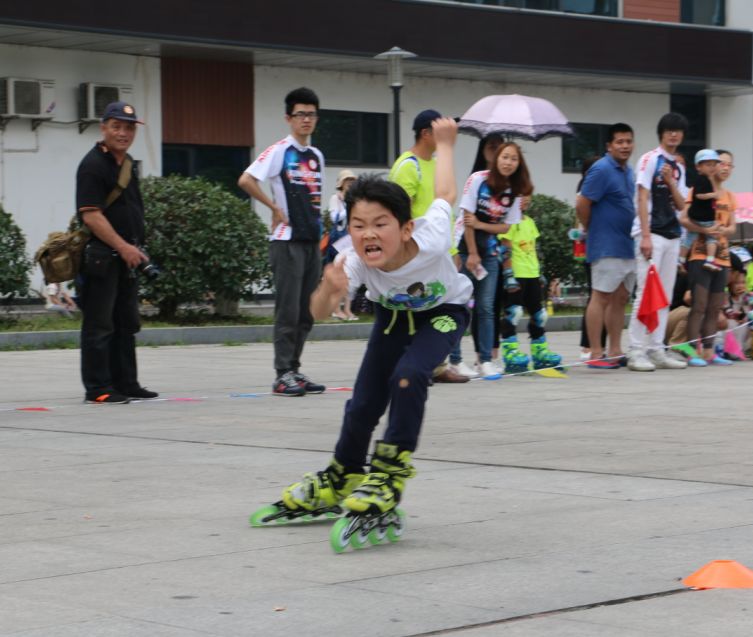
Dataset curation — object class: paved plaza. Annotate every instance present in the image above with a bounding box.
[1,332,753,636]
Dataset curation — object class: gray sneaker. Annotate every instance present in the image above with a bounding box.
[648,349,687,369]
[627,350,656,372]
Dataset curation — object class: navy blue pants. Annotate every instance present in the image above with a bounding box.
[334,303,469,470]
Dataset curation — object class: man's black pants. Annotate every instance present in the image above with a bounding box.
[79,259,141,397]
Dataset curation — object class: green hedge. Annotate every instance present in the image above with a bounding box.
[0,206,32,297]
[527,193,585,288]
[140,175,271,318]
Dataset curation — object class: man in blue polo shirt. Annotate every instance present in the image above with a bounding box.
[576,123,637,368]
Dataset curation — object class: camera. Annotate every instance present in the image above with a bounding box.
[136,260,161,281]
[132,246,161,281]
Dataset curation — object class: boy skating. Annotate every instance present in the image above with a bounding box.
[250,118,472,551]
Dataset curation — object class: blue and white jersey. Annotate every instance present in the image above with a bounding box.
[246,134,325,242]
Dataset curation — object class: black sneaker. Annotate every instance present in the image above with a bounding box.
[293,371,326,394]
[118,386,159,400]
[85,392,130,405]
[273,371,306,397]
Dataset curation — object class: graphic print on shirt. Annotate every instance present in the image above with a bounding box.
[379,280,447,310]
[459,172,516,257]
[280,147,323,241]
[649,155,682,239]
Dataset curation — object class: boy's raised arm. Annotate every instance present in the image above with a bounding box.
[310,258,350,320]
[431,118,458,206]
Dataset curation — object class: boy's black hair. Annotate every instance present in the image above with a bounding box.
[607,122,633,143]
[656,112,689,138]
[345,174,412,226]
[285,87,319,115]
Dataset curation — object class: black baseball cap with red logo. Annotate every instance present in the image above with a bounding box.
[101,101,144,124]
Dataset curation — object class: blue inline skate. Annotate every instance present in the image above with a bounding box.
[530,336,562,369]
[502,335,530,373]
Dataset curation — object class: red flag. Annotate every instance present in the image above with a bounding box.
[637,264,669,333]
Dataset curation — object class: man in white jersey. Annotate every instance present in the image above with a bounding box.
[238,87,327,396]
[627,112,689,372]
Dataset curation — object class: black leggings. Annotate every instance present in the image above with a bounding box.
[500,277,545,340]
[686,261,728,351]
[580,261,606,349]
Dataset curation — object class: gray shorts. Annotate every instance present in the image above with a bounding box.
[591,257,636,294]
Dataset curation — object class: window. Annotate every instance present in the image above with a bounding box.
[312,110,389,166]
[162,144,251,198]
[432,0,617,17]
[681,0,725,26]
[561,123,610,173]
[670,93,707,185]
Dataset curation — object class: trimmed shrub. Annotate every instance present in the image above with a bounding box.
[0,206,32,297]
[527,193,585,288]
[140,175,271,318]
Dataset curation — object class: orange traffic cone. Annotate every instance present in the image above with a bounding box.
[683,560,753,589]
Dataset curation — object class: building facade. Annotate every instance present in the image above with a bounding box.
[0,0,751,289]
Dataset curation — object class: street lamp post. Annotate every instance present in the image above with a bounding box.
[374,46,417,160]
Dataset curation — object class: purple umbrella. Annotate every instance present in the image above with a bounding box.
[458,94,574,142]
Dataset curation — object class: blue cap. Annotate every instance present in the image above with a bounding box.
[102,101,143,124]
[412,109,442,132]
[694,148,720,164]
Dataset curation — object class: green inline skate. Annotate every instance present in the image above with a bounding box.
[249,458,364,527]
[502,335,530,374]
[530,336,562,369]
[330,441,415,553]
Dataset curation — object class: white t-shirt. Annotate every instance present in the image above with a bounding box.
[328,193,347,231]
[339,199,472,311]
[630,146,689,239]
[245,134,325,242]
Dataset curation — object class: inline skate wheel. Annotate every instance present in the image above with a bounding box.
[368,525,387,545]
[386,509,407,542]
[330,517,352,553]
[249,504,281,527]
[349,524,370,549]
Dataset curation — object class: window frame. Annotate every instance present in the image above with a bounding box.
[561,122,612,174]
[311,108,389,168]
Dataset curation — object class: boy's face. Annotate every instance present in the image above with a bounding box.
[696,160,719,177]
[286,102,318,138]
[348,200,414,271]
[660,129,684,149]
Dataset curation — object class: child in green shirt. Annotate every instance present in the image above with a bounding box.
[498,214,562,372]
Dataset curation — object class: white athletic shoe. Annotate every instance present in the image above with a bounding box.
[449,362,480,379]
[627,350,656,372]
[479,361,502,379]
[648,349,687,369]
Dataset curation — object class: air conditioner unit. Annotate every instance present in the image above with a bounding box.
[79,83,134,121]
[0,78,55,118]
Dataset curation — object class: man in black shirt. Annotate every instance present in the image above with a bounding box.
[77,101,158,404]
